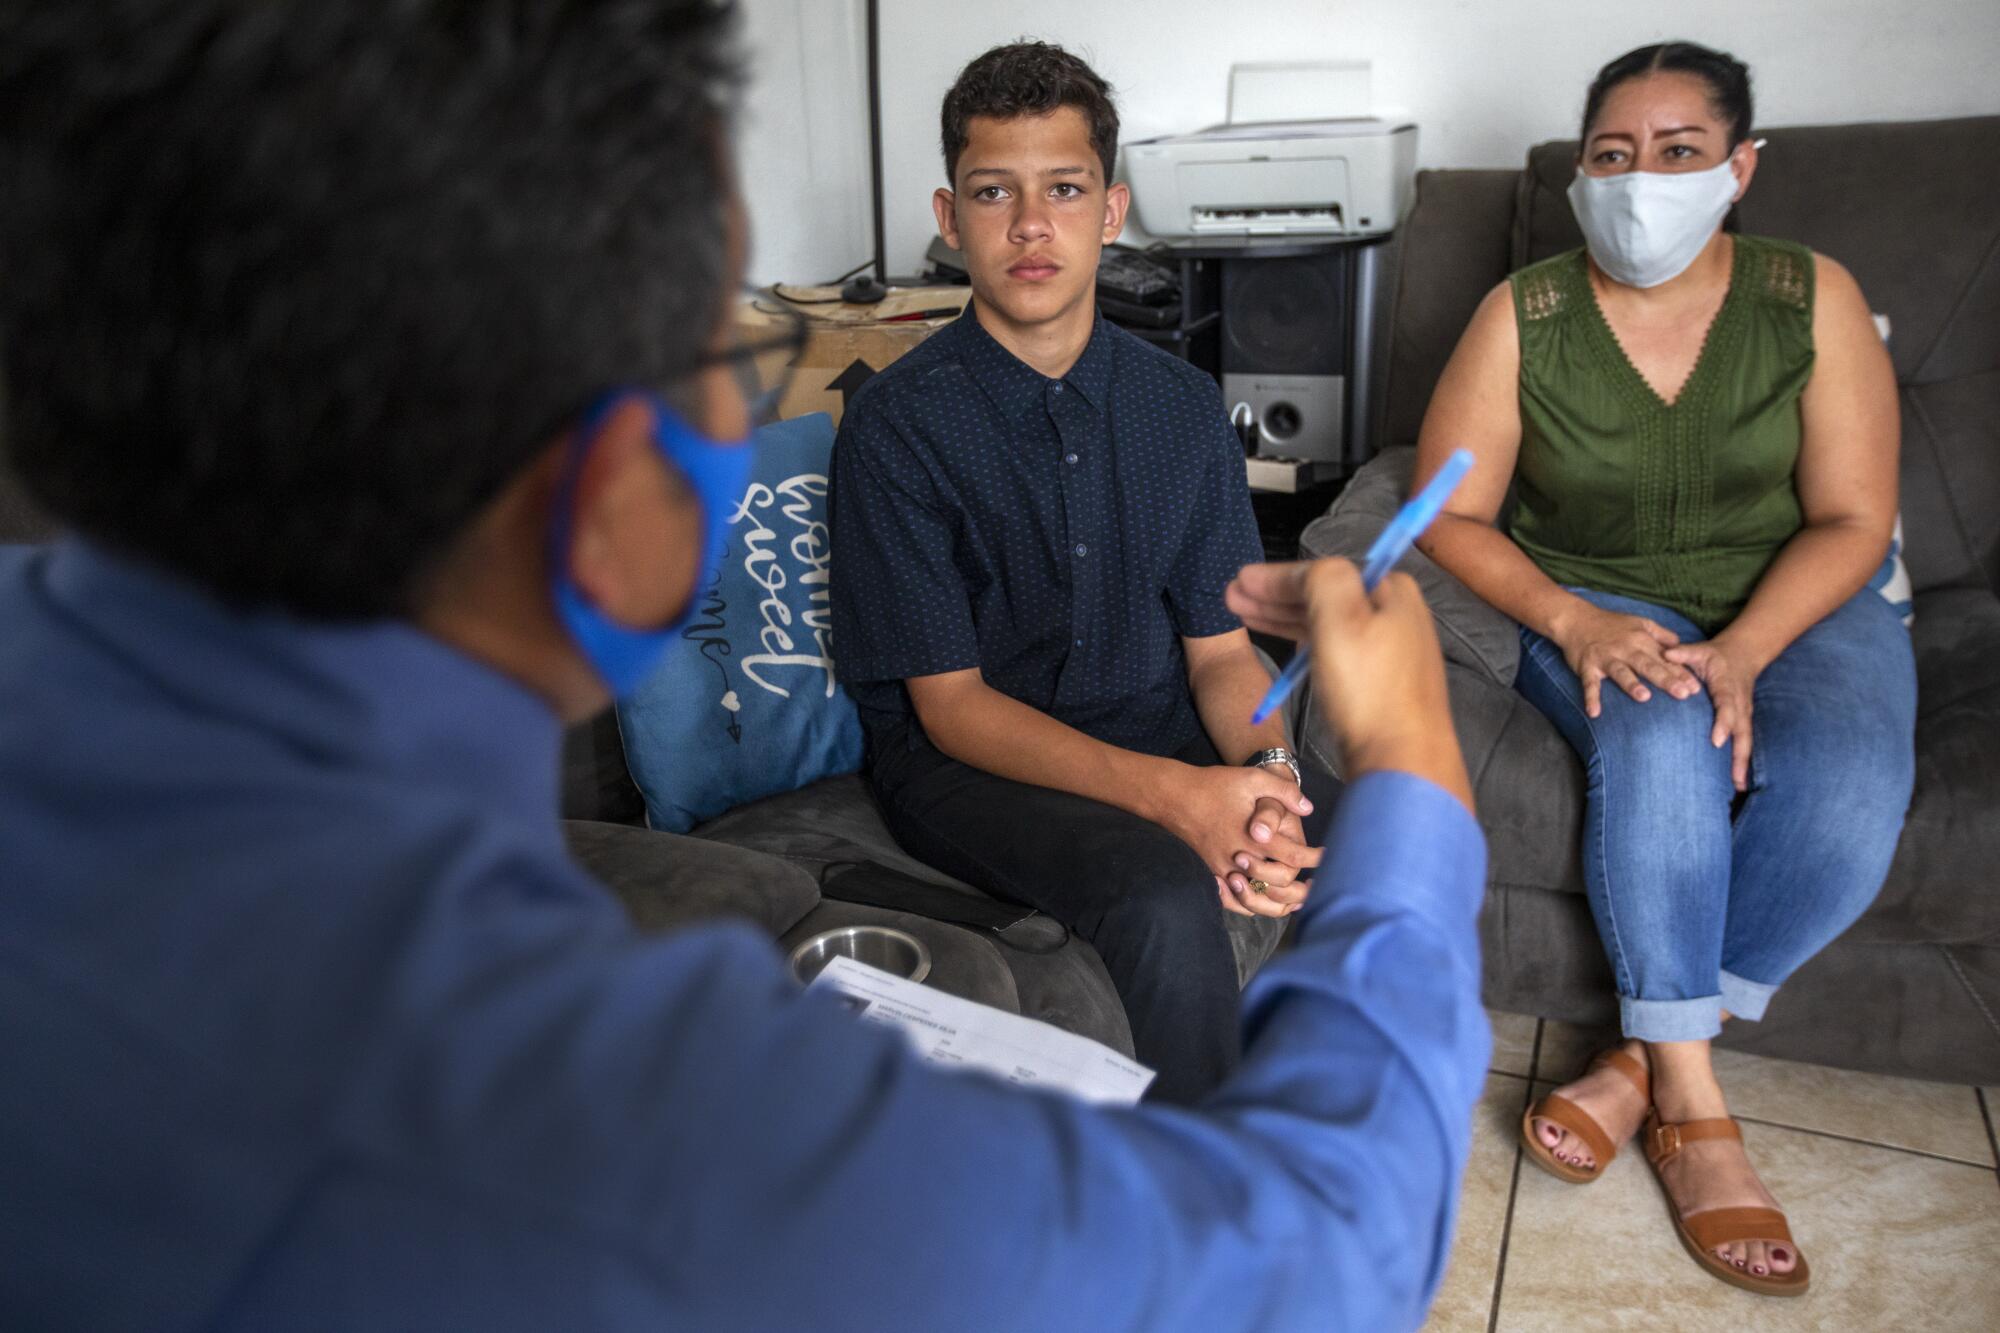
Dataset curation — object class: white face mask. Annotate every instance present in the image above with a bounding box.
[1566,155,1742,288]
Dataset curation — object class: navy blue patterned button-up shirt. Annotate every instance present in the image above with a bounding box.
[830,308,1262,758]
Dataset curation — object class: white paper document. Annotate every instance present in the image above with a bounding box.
[809,956,1155,1105]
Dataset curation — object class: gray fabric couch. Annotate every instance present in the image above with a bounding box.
[1298,116,2000,1084]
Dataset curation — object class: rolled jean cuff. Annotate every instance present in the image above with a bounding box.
[1719,970,1779,1023]
[1620,993,1723,1042]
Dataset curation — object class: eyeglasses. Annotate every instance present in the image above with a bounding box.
[693,289,811,429]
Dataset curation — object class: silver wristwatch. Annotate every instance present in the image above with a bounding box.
[1243,746,1302,787]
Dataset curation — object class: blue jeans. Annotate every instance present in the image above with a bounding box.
[1516,587,1916,1041]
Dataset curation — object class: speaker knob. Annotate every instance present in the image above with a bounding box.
[1263,401,1302,441]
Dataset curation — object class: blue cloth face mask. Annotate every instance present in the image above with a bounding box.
[550,389,751,698]
[1566,153,1744,288]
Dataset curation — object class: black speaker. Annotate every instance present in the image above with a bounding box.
[1219,252,1351,465]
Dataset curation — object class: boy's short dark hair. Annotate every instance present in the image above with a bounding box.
[940,42,1118,187]
[0,1,742,617]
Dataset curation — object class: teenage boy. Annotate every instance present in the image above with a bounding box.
[831,43,1327,1102]
[0,5,1488,1329]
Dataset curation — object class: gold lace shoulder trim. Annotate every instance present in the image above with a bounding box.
[1516,267,1569,322]
[1760,242,1811,312]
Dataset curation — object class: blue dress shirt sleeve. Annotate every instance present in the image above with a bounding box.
[278,770,1489,1331]
[829,401,982,685]
[1164,389,1264,638]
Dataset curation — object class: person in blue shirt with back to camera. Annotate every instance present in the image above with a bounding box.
[0,4,1489,1330]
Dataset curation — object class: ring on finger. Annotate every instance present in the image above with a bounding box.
[1248,879,1270,895]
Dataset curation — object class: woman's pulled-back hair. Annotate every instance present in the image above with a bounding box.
[1581,42,1754,149]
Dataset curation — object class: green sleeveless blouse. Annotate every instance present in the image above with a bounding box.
[1507,234,1814,634]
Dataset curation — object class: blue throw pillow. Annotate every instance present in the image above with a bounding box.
[1864,317,1914,628]
[616,412,865,832]
[1868,515,1914,626]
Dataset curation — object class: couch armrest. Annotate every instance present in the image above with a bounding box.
[1300,447,1521,686]
[564,819,820,937]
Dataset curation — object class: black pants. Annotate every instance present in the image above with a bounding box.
[869,724,1336,1105]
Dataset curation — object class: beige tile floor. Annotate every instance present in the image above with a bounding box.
[1421,1011,2000,1331]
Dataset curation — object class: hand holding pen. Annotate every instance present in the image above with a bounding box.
[1249,449,1476,726]
[1225,474,1478,813]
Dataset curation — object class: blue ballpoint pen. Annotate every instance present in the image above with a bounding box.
[1249,447,1477,726]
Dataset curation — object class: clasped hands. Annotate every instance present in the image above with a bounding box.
[1153,766,1319,920]
[1154,556,1473,919]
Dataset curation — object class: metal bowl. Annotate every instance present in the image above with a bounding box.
[788,925,931,986]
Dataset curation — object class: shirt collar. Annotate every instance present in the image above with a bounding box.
[42,539,567,832]
[952,305,1116,421]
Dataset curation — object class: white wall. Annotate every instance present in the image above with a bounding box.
[733,0,871,285]
[735,0,2000,280]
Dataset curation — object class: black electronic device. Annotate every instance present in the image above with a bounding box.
[1219,250,1349,466]
[840,274,888,304]
[922,236,970,285]
[1096,246,1179,306]
[1096,292,1182,329]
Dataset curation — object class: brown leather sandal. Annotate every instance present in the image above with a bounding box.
[1640,1110,1811,1297]
[1518,1045,1649,1183]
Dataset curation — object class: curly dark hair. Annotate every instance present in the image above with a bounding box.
[0,0,743,617]
[1582,41,1754,149]
[940,41,1119,186]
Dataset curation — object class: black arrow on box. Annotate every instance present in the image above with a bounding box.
[829,359,877,408]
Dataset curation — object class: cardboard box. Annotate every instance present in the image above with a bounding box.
[737,285,972,427]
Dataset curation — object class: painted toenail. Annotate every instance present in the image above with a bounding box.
[1753,1266,1766,1276]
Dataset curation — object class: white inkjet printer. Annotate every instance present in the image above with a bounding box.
[1124,62,1417,238]
[1125,118,1416,238]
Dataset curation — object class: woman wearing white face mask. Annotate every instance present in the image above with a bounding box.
[1411,42,1914,1297]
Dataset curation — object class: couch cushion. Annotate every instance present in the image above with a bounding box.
[1383,169,1519,449]
[695,773,974,891]
[564,818,820,937]
[1900,370,2000,596]
[1299,447,1521,685]
[616,412,865,833]
[1730,116,2000,389]
[1514,139,1588,269]
[560,708,647,825]
[1849,588,2000,948]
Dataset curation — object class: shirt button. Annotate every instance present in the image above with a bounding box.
[1073,543,1088,557]
[1052,382,1065,394]
[1074,638,1084,648]
[1065,452,1079,465]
